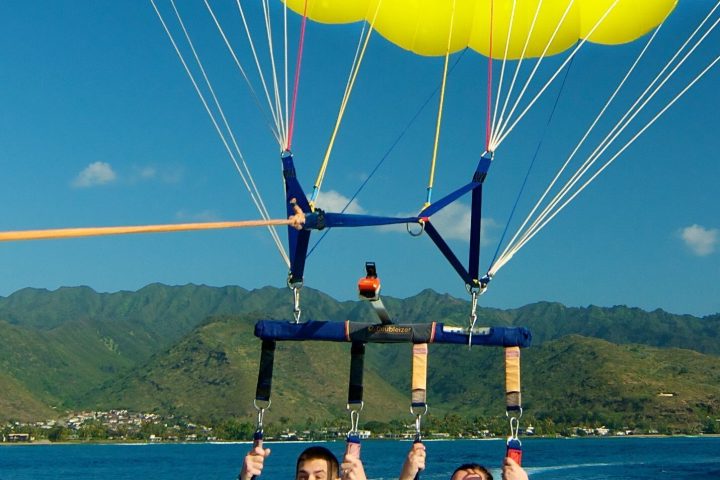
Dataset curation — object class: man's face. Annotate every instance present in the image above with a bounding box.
[451,468,488,480]
[296,458,335,480]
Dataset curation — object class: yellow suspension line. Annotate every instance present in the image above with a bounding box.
[0,218,301,243]
[310,1,383,208]
[424,0,457,210]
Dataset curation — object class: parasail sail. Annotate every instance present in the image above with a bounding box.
[143,0,718,315]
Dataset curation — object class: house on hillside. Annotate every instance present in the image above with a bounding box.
[5,433,31,442]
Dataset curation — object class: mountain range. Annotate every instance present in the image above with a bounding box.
[1,284,718,431]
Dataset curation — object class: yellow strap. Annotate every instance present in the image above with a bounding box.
[425,0,457,208]
[312,2,383,206]
[505,346,521,395]
[411,343,428,405]
[0,218,296,242]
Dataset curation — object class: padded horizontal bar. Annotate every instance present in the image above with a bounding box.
[254,320,531,347]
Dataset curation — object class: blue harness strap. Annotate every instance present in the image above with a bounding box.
[282,151,312,285]
[304,212,420,230]
[417,153,494,288]
[420,181,478,217]
[468,183,484,283]
[423,221,472,285]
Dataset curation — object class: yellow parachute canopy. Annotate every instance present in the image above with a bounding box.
[283,0,678,58]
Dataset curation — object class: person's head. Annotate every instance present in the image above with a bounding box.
[295,446,339,480]
[450,463,494,480]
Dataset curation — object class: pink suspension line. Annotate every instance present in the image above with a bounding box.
[485,0,495,152]
[286,0,309,151]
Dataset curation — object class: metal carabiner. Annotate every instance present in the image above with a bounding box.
[506,408,523,440]
[253,402,270,433]
[292,285,302,323]
[466,289,479,348]
[347,403,363,436]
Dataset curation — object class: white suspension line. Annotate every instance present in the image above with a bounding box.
[489,0,518,144]
[493,51,720,275]
[203,0,281,145]
[151,0,290,267]
[170,1,286,260]
[491,0,544,150]
[311,20,372,205]
[491,13,720,275]
[491,0,621,150]
[260,0,288,146]
[493,16,668,273]
[234,0,285,145]
[491,0,577,150]
[283,0,290,150]
[554,0,720,199]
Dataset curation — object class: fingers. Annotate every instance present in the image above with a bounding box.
[411,443,426,470]
[242,447,271,478]
[341,455,366,480]
[501,457,528,480]
[250,445,270,457]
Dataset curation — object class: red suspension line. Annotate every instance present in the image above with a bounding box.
[286,0,309,151]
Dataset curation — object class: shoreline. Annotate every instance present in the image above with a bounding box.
[3,434,720,446]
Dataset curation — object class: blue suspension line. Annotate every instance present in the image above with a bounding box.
[306,50,469,259]
[489,56,575,269]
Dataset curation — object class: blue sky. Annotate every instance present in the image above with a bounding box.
[0,1,718,317]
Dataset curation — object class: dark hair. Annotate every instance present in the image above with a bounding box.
[296,446,339,479]
[451,463,493,480]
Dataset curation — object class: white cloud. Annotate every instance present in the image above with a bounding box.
[72,162,117,187]
[314,190,365,214]
[427,202,500,244]
[130,165,183,184]
[375,202,500,244]
[680,224,718,256]
[176,210,222,222]
[137,166,157,179]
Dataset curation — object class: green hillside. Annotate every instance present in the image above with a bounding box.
[82,313,409,423]
[0,284,718,432]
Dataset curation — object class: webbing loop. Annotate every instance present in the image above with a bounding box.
[254,340,276,403]
[411,342,428,448]
[505,346,522,411]
[348,342,366,404]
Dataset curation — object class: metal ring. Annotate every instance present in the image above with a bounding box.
[406,220,425,237]
[410,404,428,417]
[253,399,271,411]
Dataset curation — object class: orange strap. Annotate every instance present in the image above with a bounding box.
[505,346,521,411]
[412,343,428,407]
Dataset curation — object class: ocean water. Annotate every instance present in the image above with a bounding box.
[1,437,719,479]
